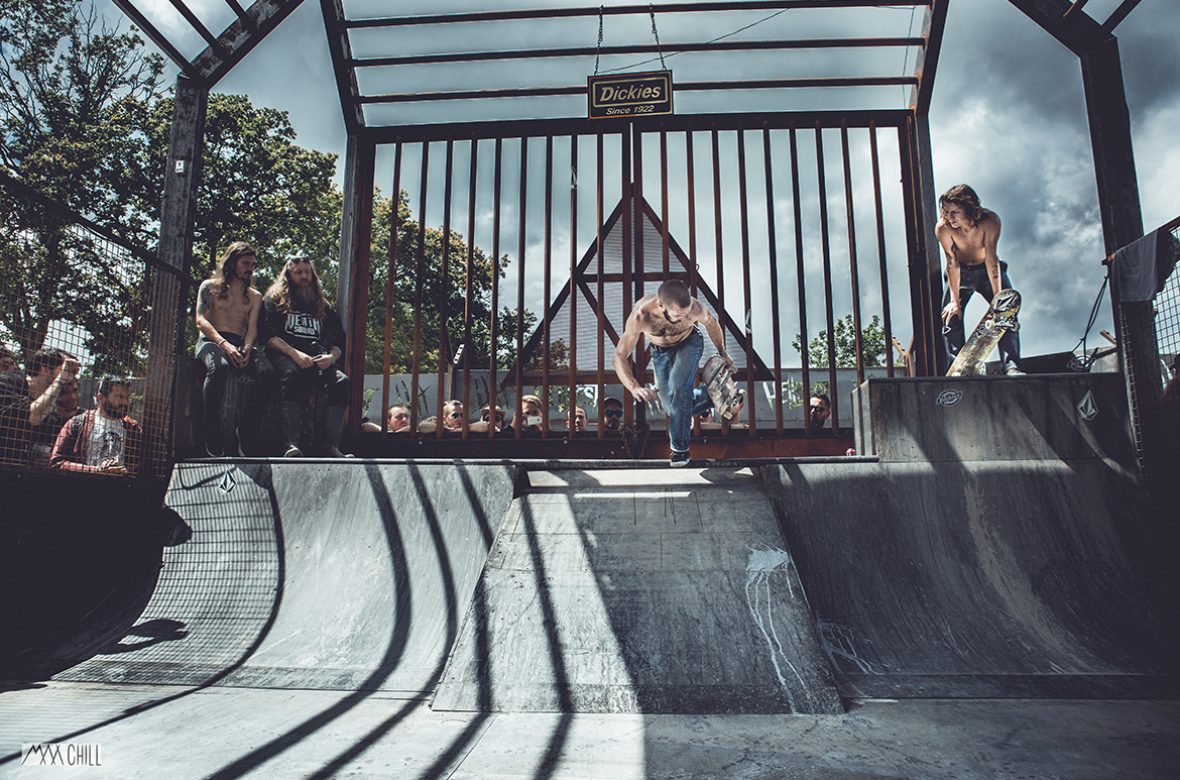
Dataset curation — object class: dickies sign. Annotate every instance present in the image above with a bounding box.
[587,70,673,120]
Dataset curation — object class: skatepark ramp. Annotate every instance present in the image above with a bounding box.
[434,467,843,714]
[46,461,516,696]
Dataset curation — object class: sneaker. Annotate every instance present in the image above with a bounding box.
[1005,364,1025,376]
[670,449,691,468]
[283,444,303,458]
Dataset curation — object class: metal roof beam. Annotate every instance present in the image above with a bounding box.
[359,76,916,105]
[909,0,948,112]
[192,0,306,86]
[345,1,929,29]
[1006,0,1109,56]
[351,37,923,68]
[1102,0,1142,32]
[321,0,365,132]
[111,0,199,79]
[167,0,229,59]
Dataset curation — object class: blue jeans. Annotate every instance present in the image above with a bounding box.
[943,261,1022,370]
[649,327,713,453]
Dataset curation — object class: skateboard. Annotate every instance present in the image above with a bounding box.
[701,354,744,420]
[946,288,1021,377]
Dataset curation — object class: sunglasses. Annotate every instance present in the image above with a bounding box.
[603,409,622,418]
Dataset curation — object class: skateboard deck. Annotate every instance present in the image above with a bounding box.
[946,288,1021,377]
[701,355,744,420]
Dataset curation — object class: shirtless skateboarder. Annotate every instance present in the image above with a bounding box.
[194,241,264,455]
[935,184,1023,375]
[613,279,732,466]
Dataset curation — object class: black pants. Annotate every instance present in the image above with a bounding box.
[942,261,1022,370]
[196,335,269,451]
[269,352,351,407]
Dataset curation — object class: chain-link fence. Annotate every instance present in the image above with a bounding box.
[1112,218,1180,477]
[0,173,184,479]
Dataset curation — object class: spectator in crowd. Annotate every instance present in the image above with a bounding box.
[418,399,465,434]
[30,375,80,468]
[470,404,506,434]
[602,397,624,432]
[0,345,15,374]
[513,394,544,433]
[263,256,351,457]
[809,392,832,429]
[194,241,265,456]
[51,375,142,476]
[0,347,80,467]
[573,406,587,432]
[1162,355,1180,409]
[362,404,413,433]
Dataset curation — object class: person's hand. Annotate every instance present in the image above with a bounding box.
[941,301,961,326]
[633,385,659,404]
[230,344,250,368]
[59,357,81,382]
[720,351,735,371]
[292,350,315,370]
[312,353,335,370]
[100,459,128,475]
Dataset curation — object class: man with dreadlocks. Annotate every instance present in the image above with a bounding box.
[195,241,264,456]
[262,256,351,457]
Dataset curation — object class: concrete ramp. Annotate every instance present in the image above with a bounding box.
[53,461,515,696]
[761,459,1179,698]
[434,467,843,714]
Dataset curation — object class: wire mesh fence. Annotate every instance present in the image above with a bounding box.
[1152,223,1180,463]
[0,174,183,478]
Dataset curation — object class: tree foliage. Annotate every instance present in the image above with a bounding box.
[792,313,887,369]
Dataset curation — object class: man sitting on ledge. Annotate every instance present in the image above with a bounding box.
[262,256,351,458]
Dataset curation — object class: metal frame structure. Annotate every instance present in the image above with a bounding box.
[108,0,1149,460]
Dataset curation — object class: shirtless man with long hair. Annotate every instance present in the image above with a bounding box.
[935,184,1023,374]
[195,241,263,455]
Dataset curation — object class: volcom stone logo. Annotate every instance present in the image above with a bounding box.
[1077,390,1099,421]
[935,389,962,407]
[218,467,237,495]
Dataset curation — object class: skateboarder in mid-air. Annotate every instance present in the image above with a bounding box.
[613,280,732,466]
[936,184,1024,375]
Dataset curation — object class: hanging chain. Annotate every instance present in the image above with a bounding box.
[649,3,667,71]
[594,5,605,74]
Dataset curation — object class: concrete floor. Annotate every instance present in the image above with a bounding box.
[3,681,1178,778]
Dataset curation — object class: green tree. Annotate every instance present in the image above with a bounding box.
[0,0,165,367]
[791,313,887,369]
[365,189,533,374]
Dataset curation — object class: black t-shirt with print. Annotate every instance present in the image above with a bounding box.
[0,369,31,466]
[262,297,346,357]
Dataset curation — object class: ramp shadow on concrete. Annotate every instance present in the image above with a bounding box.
[435,467,842,714]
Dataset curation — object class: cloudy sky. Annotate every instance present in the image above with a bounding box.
[105,0,1179,362]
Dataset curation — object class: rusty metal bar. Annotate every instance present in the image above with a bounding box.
[352,37,925,67]
[763,127,784,435]
[436,139,454,439]
[489,138,503,440]
[897,121,930,377]
[686,131,702,438]
[596,133,607,438]
[515,137,528,438]
[660,131,671,276]
[345,2,929,28]
[841,122,866,385]
[568,135,579,438]
[621,128,634,429]
[632,124,647,428]
[541,135,553,437]
[792,126,811,431]
[461,138,478,438]
[815,125,839,429]
[380,142,402,430]
[359,77,917,105]
[410,142,429,431]
[910,0,949,113]
[869,122,895,377]
[736,130,756,433]
[711,129,726,314]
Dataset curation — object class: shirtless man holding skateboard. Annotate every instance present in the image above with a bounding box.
[935,184,1023,375]
[613,280,732,466]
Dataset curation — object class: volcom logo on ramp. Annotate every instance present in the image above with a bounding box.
[1077,390,1099,421]
[935,389,962,407]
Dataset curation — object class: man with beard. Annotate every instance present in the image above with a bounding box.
[51,375,143,475]
[195,241,264,456]
[0,347,80,467]
[262,256,351,457]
